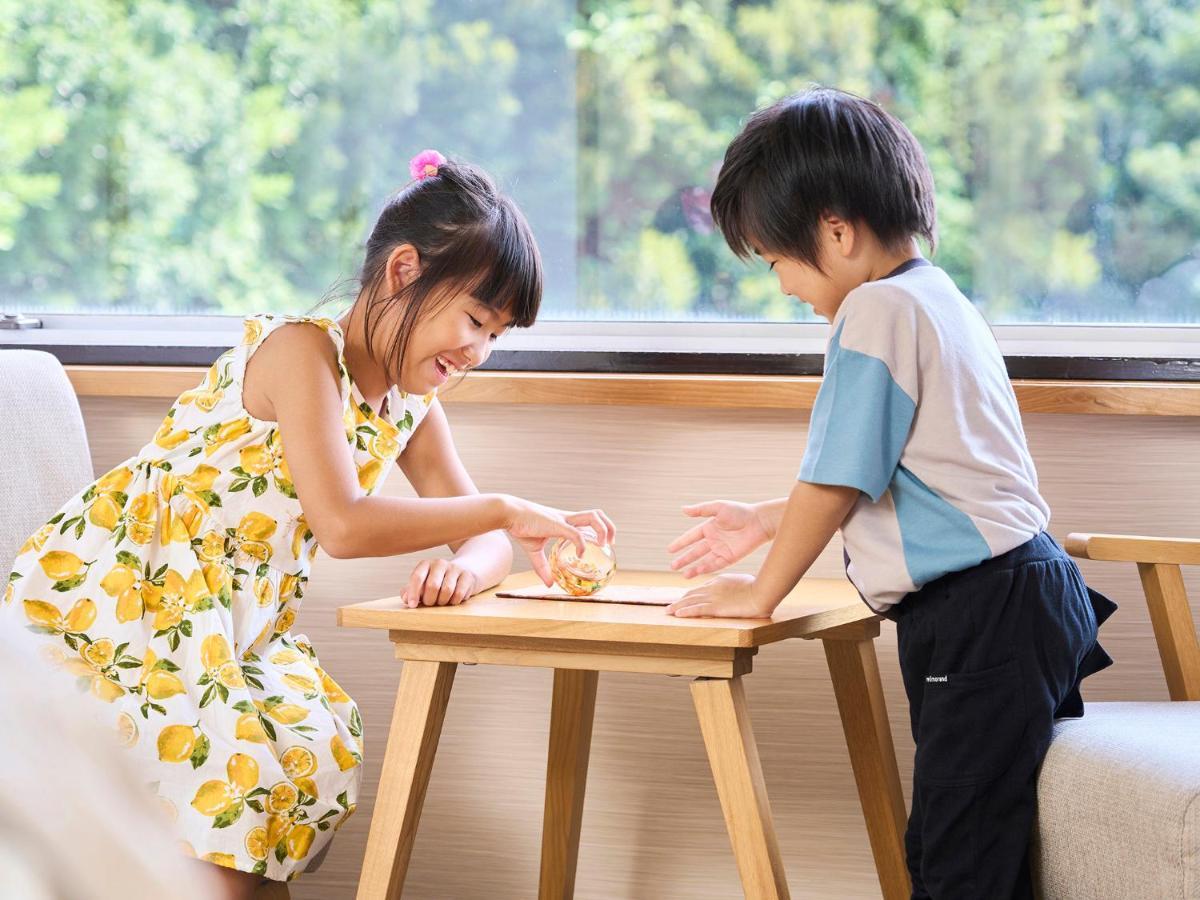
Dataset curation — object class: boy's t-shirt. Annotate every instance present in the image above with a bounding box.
[799,260,1050,610]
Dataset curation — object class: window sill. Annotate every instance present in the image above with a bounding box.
[62,365,1200,417]
[4,316,1200,380]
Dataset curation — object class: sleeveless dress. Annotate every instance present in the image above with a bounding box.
[1,314,435,881]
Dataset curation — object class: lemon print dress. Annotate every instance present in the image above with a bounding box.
[1,315,434,882]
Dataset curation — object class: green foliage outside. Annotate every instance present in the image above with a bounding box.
[2,0,1198,323]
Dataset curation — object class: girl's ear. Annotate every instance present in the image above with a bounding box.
[385,244,422,294]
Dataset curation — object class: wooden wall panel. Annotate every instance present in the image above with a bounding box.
[78,397,1200,899]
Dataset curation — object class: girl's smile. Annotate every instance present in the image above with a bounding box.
[432,355,461,384]
[403,295,511,394]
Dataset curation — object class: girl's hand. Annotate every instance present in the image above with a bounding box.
[665,573,773,619]
[402,558,480,608]
[502,496,616,586]
[668,500,772,578]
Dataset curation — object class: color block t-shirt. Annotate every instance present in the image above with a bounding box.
[799,261,1050,610]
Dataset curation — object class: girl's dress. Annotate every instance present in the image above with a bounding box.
[1,315,434,881]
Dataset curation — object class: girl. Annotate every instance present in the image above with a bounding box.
[1,150,614,899]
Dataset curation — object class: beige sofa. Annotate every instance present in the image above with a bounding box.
[1033,534,1200,898]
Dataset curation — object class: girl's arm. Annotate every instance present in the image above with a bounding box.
[245,324,608,575]
[394,399,512,606]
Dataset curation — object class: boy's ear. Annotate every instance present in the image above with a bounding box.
[824,214,857,259]
[385,244,422,293]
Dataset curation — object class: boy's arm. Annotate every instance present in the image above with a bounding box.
[666,481,858,618]
[753,496,789,538]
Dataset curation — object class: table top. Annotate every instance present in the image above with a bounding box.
[338,570,874,649]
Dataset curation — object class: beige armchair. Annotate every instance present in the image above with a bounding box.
[1033,533,1200,898]
[0,349,93,578]
[0,349,291,900]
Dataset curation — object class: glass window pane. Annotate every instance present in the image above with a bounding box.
[3,1,1198,325]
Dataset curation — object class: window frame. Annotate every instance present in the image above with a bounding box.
[1,313,1199,380]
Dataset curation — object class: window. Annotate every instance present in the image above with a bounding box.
[2,0,1198,331]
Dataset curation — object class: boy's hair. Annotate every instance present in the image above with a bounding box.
[710,87,937,268]
[358,159,542,378]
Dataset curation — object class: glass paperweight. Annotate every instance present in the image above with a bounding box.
[546,536,616,596]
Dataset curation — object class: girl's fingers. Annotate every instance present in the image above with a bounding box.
[669,541,710,571]
[584,512,609,545]
[450,573,474,606]
[526,541,555,586]
[560,509,616,545]
[563,513,600,551]
[422,561,448,606]
[667,521,707,554]
[593,510,615,544]
[436,570,458,606]
[682,501,720,518]
[405,560,430,607]
[557,521,587,555]
[405,560,479,608]
[597,510,617,544]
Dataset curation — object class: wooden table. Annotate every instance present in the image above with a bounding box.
[338,570,909,900]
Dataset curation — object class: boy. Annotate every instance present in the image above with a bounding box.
[666,87,1114,899]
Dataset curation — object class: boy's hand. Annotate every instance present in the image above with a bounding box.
[402,558,480,608]
[665,573,774,618]
[667,501,771,577]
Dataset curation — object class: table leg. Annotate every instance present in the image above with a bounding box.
[356,659,457,900]
[691,676,790,900]
[821,635,910,900]
[538,668,599,900]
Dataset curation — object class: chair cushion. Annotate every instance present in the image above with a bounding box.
[1033,701,1200,899]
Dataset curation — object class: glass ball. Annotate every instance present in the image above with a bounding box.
[546,536,617,596]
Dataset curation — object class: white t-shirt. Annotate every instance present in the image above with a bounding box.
[799,261,1050,610]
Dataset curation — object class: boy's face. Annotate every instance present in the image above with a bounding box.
[755,248,845,322]
[754,216,915,321]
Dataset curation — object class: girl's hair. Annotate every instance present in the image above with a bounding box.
[357,159,542,378]
[710,86,937,268]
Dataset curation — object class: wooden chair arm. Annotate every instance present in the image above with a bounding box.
[1065,533,1200,566]
[1066,532,1200,701]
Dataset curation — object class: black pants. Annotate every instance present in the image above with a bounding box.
[886,532,1115,900]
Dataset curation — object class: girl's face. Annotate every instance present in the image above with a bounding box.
[399,292,511,393]
[373,243,514,394]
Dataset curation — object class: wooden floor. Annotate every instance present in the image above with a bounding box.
[79,398,1200,900]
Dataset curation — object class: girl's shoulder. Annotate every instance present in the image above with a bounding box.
[241,313,345,355]
[238,313,352,403]
[165,314,351,445]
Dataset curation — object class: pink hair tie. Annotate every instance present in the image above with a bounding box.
[409,149,446,181]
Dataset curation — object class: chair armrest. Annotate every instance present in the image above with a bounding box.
[1067,532,1200,701]
[1065,533,1200,566]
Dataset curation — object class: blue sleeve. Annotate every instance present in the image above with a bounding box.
[798,323,916,502]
